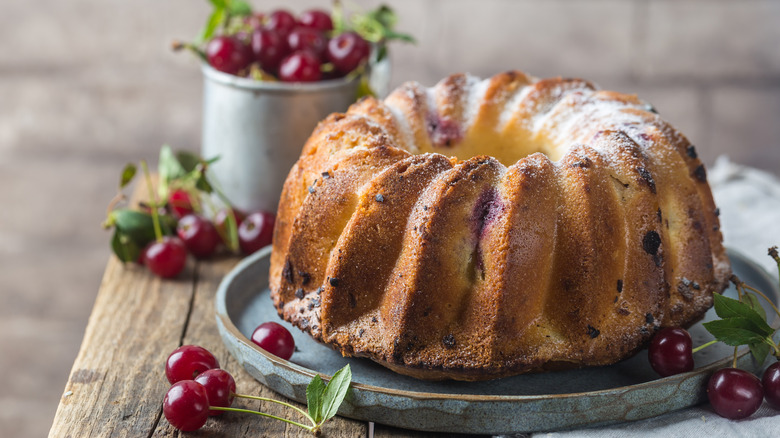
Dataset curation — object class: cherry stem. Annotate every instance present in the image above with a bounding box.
[209,406,314,431]
[140,160,163,242]
[105,192,126,219]
[692,339,718,354]
[171,40,207,62]
[202,171,240,252]
[233,393,316,427]
[770,246,780,293]
[732,346,738,369]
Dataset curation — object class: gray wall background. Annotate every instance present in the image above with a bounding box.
[2,1,778,436]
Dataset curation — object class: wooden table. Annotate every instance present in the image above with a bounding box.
[47,185,480,437]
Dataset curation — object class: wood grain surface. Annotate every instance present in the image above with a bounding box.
[47,181,486,437]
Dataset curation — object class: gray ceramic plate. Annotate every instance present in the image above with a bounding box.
[215,247,779,435]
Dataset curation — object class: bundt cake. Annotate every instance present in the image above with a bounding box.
[268,71,731,381]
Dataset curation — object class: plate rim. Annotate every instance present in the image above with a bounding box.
[216,246,779,402]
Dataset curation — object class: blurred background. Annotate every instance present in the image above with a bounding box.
[2,0,779,436]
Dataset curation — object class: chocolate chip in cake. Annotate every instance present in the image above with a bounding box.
[294,288,305,299]
[358,328,365,337]
[587,325,600,339]
[299,271,311,285]
[645,313,654,324]
[283,260,294,283]
[442,334,456,349]
[617,279,623,293]
[308,186,316,194]
[643,231,661,255]
[321,171,331,179]
[329,277,340,287]
[636,166,656,194]
[371,316,378,323]
[693,165,707,182]
[375,193,385,202]
[686,145,698,159]
[714,208,720,217]
[657,208,662,223]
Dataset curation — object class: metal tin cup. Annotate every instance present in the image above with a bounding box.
[201,63,363,214]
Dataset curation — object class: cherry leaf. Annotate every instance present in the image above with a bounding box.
[119,163,137,189]
[319,364,352,424]
[749,341,770,366]
[306,374,326,424]
[111,229,141,263]
[743,292,767,323]
[702,317,770,346]
[712,293,773,336]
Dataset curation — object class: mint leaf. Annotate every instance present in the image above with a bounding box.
[306,374,326,424]
[319,364,352,423]
[749,341,770,365]
[712,294,773,336]
[703,317,771,346]
[119,163,137,189]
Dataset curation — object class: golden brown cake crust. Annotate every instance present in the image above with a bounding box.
[269,71,730,381]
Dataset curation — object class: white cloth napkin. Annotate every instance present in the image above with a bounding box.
[518,157,780,438]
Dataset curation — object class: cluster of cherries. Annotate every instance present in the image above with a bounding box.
[206,9,371,82]
[649,327,780,419]
[142,188,275,278]
[163,322,295,431]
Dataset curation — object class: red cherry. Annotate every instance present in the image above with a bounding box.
[648,327,694,377]
[279,51,322,82]
[177,214,220,259]
[144,237,187,278]
[250,28,289,73]
[251,322,295,360]
[194,369,236,416]
[287,27,328,60]
[267,10,298,37]
[205,35,252,76]
[163,380,210,431]
[238,211,275,254]
[299,9,333,32]
[166,345,220,384]
[168,189,194,218]
[326,32,370,74]
[762,361,780,409]
[707,368,763,420]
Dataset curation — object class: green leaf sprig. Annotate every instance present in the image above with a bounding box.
[103,145,241,262]
[701,249,780,366]
[210,364,352,435]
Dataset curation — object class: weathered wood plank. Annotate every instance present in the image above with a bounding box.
[48,255,198,437]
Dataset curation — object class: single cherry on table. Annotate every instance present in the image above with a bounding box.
[707,367,764,420]
[143,236,188,278]
[648,327,695,377]
[177,214,221,259]
[251,321,295,360]
[194,368,236,416]
[166,344,220,384]
[163,380,211,431]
